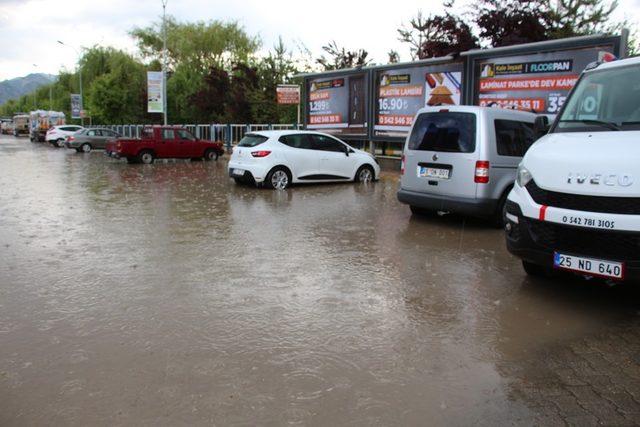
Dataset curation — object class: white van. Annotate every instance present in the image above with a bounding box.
[505,56,640,282]
[397,106,538,225]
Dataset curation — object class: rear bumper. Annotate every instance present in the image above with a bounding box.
[227,161,269,183]
[397,188,497,217]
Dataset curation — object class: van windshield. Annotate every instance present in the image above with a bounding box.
[408,112,476,152]
[556,63,640,132]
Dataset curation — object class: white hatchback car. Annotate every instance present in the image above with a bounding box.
[228,130,380,189]
[46,125,84,147]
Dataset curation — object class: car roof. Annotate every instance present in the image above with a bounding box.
[248,130,339,138]
[415,105,538,119]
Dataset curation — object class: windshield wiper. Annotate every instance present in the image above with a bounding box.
[558,119,621,131]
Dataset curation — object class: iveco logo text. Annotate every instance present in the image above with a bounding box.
[567,173,633,187]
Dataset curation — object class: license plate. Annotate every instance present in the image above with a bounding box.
[553,252,624,280]
[418,166,449,179]
[232,168,244,176]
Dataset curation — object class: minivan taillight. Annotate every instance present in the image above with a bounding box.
[401,154,405,175]
[474,161,490,184]
[251,150,271,158]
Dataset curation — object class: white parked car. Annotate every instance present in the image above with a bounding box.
[228,130,380,189]
[46,125,84,147]
[505,55,640,282]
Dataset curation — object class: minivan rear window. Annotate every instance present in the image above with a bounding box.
[238,134,268,147]
[408,112,476,153]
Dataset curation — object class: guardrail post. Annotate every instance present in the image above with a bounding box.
[225,124,231,151]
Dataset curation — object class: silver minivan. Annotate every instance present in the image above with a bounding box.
[397,106,538,225]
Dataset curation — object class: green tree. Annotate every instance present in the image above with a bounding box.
[130,17,260,73]
[316,41,371,71]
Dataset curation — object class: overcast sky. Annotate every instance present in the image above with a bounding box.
[0,0,637,81]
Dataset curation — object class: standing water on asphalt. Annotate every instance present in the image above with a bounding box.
[2,135,640,426]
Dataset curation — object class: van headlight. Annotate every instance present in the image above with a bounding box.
[516,165,533,187]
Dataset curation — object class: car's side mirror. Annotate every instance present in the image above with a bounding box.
[344,146,350,156]
[534,115,550,138]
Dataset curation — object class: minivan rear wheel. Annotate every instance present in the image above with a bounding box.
[493,190,511,228]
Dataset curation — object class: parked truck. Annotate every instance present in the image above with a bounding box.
[12,114,29,137]
[29,110,66,142]
[105,125,225,164]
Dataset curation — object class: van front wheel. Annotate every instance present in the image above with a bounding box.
[410,205,432,216]
[522,261,550,277]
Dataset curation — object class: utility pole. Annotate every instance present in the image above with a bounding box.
[162,0,168,125]
[57,40,84,125]
[32,64,38,110]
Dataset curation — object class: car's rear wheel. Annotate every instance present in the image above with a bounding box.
[138,150,155,164]
[56,138,64,148]
[355,165,374,183]
[203,149,218,161]
[80,143,92,153]
[266,167,290,190]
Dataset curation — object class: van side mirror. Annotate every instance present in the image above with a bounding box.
[344,145,350,156]
[534,115,550,138]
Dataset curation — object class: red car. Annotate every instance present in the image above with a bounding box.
[106,125,225,164]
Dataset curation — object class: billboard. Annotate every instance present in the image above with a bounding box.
[373,63,463,138]
[70,94,82,119]
[276,85,300,104]
[474,46,615,114]
[306,72,367,137]
[147,71,164,113]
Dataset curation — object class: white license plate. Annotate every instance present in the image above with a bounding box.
[232,168,244,176]
[553,252,624,280]
[418,166,449,179]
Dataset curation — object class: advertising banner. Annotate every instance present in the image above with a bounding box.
[70,94,82,119]
[276,85,300,104]
[306,73,367,137]
[373,64,463,137]
[475,46,615,114]
[147,71,164,113]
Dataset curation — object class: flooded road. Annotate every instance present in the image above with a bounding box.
[1,134,640,426]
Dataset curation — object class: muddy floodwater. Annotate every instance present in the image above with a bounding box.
[2,135,640,426]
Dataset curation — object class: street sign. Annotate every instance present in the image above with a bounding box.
[70,94,82,119]
[147,71,164,113]
[276,85,300,104]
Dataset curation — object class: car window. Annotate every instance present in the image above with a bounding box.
[162,129,175,140]
[408,112,476,153]
[279,134,313,149]
[494,120,535,157]
[310,134,346,152]
[238,134,268,147]
[142,128,154,138]
[87,130,96,136]
[177,130,196,141]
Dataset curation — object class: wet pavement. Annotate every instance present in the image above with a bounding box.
[1,134,640,426]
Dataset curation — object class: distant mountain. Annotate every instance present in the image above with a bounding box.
[0,73,56,105]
